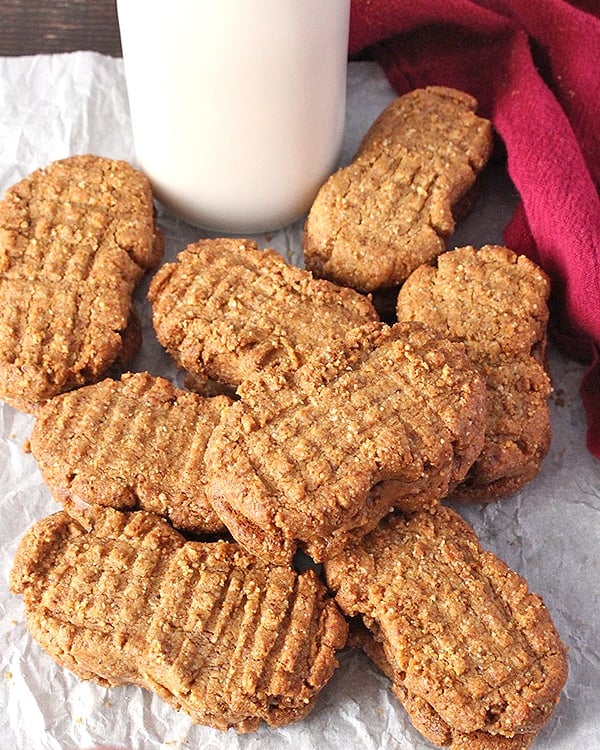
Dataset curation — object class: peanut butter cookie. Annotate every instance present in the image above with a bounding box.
[351,625,537,749]
[30,371,232,534]
[325,506,567,745]
[396,245,551,500]
[303,86,492,293]
[0,155,163,411]
[10,507,348,732]
[148,237,378,392]
[205,321,486,565]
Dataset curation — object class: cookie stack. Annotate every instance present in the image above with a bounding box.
[2,88,567,747]
[326,507,567,749]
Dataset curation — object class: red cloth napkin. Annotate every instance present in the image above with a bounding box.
[348,0,600,458]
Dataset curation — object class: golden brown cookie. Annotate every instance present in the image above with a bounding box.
[10,507,348,732]
[325,506,568,744]
[30,372,231,534]
[148,237,379,391]
[0,155,163,412]
[396,245,551,500]
[303,86,493,293]
[204,321,486,565]
[350,625,537,749]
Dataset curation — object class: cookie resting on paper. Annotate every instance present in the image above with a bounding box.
[351,626,537,749]
[303,86,493,293]
[30,372,232,534]
[325,506,568,748]
[204,320,486,565]
[9,507,348,733]
[0,155,163,412]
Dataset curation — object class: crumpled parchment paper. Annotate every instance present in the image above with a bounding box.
[0,52,598,750]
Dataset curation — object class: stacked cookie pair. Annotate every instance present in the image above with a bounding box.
[0,154,163,412]
[2,87,567,746]
[326,507,567,750]
[11,507,348,732]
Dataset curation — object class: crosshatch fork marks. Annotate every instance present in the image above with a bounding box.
[9,507,348,732]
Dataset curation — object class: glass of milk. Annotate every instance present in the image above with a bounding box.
[117,0,350,234]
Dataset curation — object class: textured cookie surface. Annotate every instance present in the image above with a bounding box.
[396,245,551,500]
[148,238,378,390]
[325,506,568,741]
[303,86,493,292]
[30,372,231,534]
[9,508,348,732]
[0,155,163,411]
[205,321,486,565]
[351,626,537,749]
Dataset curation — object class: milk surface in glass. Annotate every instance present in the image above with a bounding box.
[117,0,350,233]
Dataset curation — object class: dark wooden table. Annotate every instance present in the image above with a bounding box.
[0,0,122,56]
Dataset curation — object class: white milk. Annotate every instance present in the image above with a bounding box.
[117,0,350,233]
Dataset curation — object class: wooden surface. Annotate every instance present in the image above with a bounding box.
[0,0,122,57]
[1,0,597,59]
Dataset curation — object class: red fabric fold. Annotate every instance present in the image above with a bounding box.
[349,0,600,458]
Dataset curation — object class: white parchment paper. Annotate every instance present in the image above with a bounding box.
[0,52,598,750]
